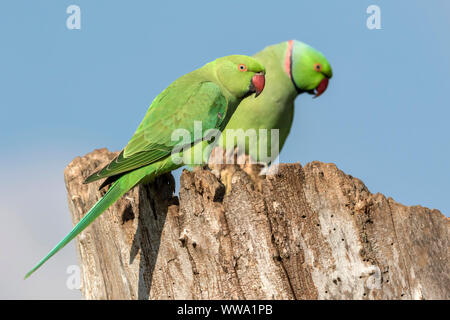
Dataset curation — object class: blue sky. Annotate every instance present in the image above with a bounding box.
[0,0,448,299]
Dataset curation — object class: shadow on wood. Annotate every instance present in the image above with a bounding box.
[64,148,449,300]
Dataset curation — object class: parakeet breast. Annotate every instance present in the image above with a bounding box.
[221,42,298,163]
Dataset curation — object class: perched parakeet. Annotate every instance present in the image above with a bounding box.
[219,40,332,164]
[25,55,265,278]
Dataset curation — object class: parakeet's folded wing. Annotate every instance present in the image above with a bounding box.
[85,80,227,184]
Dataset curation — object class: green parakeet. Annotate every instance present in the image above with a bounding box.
[25,55,265,278]
[219,40,332,164]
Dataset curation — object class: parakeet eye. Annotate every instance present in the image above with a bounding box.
[314,63,322,72]
[238,64,247,72]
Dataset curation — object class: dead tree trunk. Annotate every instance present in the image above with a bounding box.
[64,148,449,300]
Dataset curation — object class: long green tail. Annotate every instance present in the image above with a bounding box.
[24,152,180,279]
[24,175,136,279]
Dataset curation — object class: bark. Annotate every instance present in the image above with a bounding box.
[64,148,449,300]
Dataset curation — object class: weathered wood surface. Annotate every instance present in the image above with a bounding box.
[64,148,449,300]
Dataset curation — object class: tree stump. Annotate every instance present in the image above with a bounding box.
[64,148,449,300]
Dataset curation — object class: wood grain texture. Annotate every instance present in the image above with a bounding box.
[64,149,449,300]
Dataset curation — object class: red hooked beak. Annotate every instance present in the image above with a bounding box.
[250,72,265,97]
[312,78,329,98]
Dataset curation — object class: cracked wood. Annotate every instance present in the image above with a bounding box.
[64,149,449,300]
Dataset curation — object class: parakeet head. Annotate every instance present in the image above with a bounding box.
[287,40,332,98]
[215,55,266,98]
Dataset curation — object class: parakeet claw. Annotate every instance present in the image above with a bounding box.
[220,166,236,195]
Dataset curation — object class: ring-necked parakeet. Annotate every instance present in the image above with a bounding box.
[219,40,332,164]
[25,55,265,278]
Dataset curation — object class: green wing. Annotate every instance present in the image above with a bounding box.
[85,80,227,184]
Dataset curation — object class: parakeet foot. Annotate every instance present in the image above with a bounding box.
[241,163,265,192]
[220,166,237,195]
